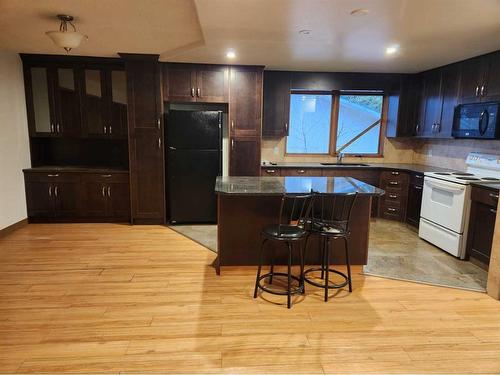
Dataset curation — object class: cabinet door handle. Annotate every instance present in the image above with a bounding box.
[490,193,499,199]
[191,87,195,97]
[231,139,234,150]
[389,181,399,185]
[476,85,480,97]
[415,185,423,190]
[480,85,485,97]
[415,175,423,179]
[491,208,497,214]
[54,186,58,197]
[391,171,399,175]
[109,125,112,134]
[266,169,276,173]
[285,122,288,134]
[197,88,201,97]
[50,124,54,133]
[158,138,162,149]
[415,124,420,133]
[104,125,107,134]
[231,120,235,131]
[102,186,106,197]
[47,174,59,177]
[101,174,112,178]
[56,124,60,133]
[389,194,398,199]
[297,169,306,174]
[107,186,111,197]
[48,186,52,197]
[157,118,161,130]
[387,208,397,212]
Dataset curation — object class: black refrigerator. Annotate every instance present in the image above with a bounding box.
[166,110,222,224]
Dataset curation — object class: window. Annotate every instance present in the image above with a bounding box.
[285,93,332,154]
[285,92,384,156]
[335,94,383,155]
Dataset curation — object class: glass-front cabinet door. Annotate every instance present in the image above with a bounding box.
[110,70,128,137]
[29,66,56,136]
[54,67,80,136]
[84,68,107,136]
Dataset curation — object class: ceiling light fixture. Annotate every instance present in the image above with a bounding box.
[46,14,88,53]
[350,8,370,16]
[299,29,311,35]
[385,44,399,55]
[226,49,236,59]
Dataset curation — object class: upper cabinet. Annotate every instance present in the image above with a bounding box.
[164,63,228,103]
[229,66,263,137]
[262,71,291,138]
[386,75,422,137]
[458,51,500,104]
[22,55,126,139]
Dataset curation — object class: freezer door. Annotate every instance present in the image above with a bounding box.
[166,110,221,150]
[168,149,220,223]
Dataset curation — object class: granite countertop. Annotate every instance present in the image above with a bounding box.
[23,166,129,174]
[261,162,459,174]
[215,176,385,196]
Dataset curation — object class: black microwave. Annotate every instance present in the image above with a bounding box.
[452,102,500,139]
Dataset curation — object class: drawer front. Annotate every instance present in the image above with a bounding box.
[383,191,403,207]
[380,202,403,220]
[411,172,425,187]
[24,172,80,183]
[471,186,499,208]
[381,170,410,182]
[380,179,407,192]
[83,173,130,183]
[261,168,281,176]
[281,168,322,176]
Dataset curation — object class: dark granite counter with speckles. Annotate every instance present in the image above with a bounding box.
[215,176,385,196]
[261,162,459,174]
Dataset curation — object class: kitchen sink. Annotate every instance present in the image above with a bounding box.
[320,163,369,166]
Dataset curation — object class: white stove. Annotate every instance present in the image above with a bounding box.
[419,152,500,259]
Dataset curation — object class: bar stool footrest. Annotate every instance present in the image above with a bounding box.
[303,267,349,289]
[257,272,304,296]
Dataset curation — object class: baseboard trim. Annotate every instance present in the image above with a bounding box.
[0,218,28,238]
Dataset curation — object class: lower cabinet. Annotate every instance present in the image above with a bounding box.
[378,170,410,222]
[466,186,498,268]
[406,172,424,228]
[24,170,130,222]
[230,137,261,176]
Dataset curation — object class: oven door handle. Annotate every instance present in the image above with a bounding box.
[424,178,466,193]
[479,109,489,136]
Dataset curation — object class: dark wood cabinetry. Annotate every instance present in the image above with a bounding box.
[229,66,263,176]
[262,71,291,137]
[24,170,130,222]
[121,54,165,224]
[457,51,500,104]
[406,172,424,228]
[466,186,498,268]
[378,170,410,221]
[164,63,229,103]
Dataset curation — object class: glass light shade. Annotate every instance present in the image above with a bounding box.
[46,31,87,51]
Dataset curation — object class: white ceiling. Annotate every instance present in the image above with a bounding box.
[2,0,500,73]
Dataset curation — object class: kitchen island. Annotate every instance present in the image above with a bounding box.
[214,176,385,275]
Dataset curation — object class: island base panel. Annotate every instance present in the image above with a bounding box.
[217,195,371,269]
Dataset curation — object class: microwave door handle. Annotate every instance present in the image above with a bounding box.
[479,109,489,136]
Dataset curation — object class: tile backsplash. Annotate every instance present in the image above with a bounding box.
[262,136,500,171]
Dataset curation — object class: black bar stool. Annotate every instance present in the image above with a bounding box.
[303,192,357,302]
[253,193,313,309]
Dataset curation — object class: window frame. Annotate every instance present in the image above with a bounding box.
[284,89,386,158]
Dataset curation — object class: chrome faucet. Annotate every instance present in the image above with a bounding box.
[337,152,344,164]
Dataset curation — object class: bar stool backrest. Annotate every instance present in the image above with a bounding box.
[311,193,358,234]
[277,193,314,235]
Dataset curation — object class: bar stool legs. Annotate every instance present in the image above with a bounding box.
[287,242,292,309]
[344,237,352,292]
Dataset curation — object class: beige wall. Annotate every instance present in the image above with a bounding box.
[261,137,415,164]
[413,139,500,171]
[0,52,31,230]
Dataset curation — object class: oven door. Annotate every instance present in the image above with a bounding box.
[420,177,470,234]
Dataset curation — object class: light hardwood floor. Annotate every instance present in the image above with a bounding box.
[1,223,500,374]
